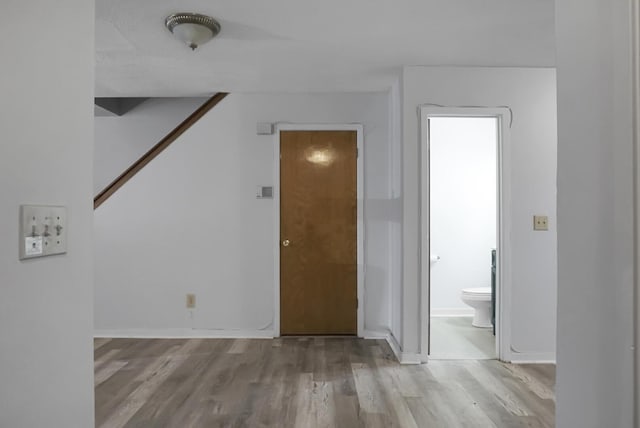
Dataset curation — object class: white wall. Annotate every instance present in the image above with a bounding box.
[0,1,95,427]
[555,0,635,426]
[94,93,393,336]
[402,67,558,360]
[430,118,497,312]
[94,97,206,194]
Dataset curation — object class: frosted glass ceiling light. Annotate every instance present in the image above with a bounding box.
[165,13,221,51]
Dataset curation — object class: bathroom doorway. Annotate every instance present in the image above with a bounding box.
[419,107,512,362]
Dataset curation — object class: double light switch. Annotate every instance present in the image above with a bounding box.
[19,205,67,260]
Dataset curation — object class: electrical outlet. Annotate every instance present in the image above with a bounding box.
[186,293,196,309]
[533,215,549,231]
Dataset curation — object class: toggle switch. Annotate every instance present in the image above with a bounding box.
[20,205,67,260]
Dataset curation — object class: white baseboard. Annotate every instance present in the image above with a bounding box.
[508,350,556,364]
[94,328,275,339]
[362,329,390,339]
[399,352,422,365]
[385,331,402,361]
[378,329,422,365]
[430,308,474,317]
[94,328,426,364]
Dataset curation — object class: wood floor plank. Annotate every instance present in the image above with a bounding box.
[93,337,134,361]
[351,362,391,416]
[436,360,547,428]
[464,360,533,417]
[501,363,556,401]
[100,339,202,428]
[95,349,122,372]
[95,339,183,423]
[426,362,498,428]
[292,373,335,427]
[517,364,556,390]
[121,339,230,428]
[95,338,556,427]
[95,360,129,387]
[227,338,250,354]
[94,338,113,351]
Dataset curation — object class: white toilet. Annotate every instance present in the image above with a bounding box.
[461,287,492,328]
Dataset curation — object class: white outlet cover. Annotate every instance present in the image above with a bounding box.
[533,215,549,231]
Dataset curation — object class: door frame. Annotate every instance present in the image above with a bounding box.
[273,124,364,337]
[633,0,640,422]
[419,107,513,362]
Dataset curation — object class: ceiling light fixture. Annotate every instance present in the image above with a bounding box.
[165,13,221,51]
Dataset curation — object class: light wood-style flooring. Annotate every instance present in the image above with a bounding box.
[95,337,555,428]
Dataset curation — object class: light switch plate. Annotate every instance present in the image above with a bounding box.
[256,122,274,135]
[256,186,273,199]
[19,205,67,260]
[533,215,549,231]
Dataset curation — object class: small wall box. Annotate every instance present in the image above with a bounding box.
[19,205,67,260]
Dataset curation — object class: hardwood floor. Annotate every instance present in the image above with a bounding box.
[94,338,555,428]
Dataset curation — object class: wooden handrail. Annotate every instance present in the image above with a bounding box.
[94,93,229,209]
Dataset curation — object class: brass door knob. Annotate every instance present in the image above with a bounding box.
[282,239,290,247]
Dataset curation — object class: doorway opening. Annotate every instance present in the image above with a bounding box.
[429,117,497,359]
[420,108,512,362]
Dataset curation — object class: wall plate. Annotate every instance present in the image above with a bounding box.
[533,215,549,231]
[19,205,67,260]
[256,186,273,199]
[256,122,274,135]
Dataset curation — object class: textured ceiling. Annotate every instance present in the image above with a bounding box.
[95,0,555,97]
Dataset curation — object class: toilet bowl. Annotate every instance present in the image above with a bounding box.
[461,287,492,328]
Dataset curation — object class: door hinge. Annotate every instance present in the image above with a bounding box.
[356,148,359,158]
[356,298,359,309]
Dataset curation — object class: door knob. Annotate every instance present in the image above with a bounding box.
[282,239,290,247]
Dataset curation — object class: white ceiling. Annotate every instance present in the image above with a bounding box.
[95,0,555,97]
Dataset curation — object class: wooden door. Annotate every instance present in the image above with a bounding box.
[280,130,357,335]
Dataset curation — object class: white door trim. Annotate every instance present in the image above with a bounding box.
[418,107,513,362]
[632,0,640,423]
[273,124,365,337]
